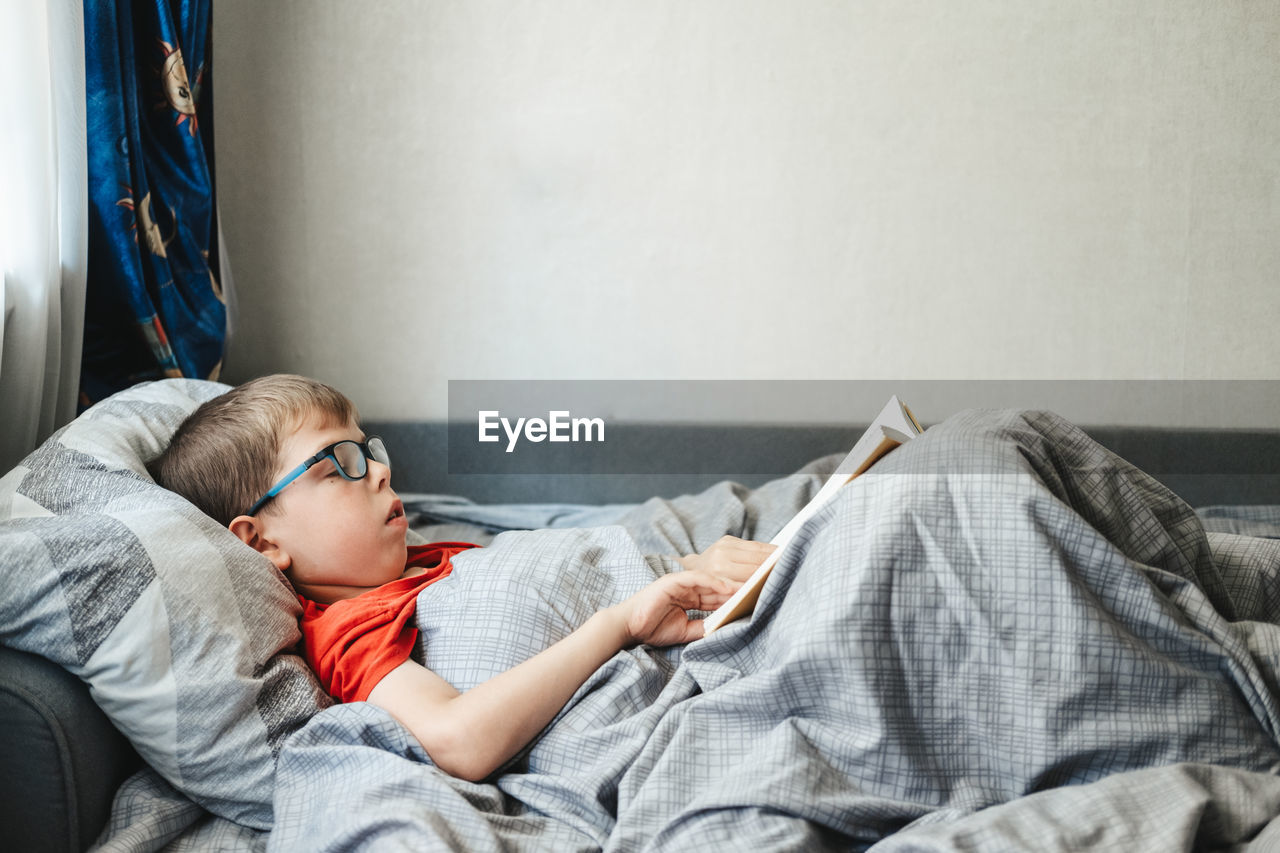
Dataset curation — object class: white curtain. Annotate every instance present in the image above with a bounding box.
[0,0,87,473]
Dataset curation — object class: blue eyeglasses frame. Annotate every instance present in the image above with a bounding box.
[245,436,389,517]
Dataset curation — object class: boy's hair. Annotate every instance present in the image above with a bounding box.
[150,374,359,526]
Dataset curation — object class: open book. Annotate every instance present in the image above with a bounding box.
[702,396,924,635]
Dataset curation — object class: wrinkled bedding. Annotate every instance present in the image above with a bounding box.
[254,409,1280,851]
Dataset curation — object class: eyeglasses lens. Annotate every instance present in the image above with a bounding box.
[333,441,367,479]
[368,437,390,470]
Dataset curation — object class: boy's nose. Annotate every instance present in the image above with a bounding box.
[369,459,391,490]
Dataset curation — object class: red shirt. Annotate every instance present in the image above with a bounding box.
[298,542,482,703]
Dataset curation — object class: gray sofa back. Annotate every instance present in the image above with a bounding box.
[364,421,1280,507]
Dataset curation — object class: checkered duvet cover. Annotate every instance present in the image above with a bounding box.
[254,409,1280,851]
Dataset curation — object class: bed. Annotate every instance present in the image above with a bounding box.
[3,379,1280,851]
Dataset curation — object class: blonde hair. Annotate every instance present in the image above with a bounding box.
[150,374,359,526]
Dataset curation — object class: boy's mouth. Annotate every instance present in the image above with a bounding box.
[386,500,405,524]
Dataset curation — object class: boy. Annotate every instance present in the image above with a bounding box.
[151,374,777,782]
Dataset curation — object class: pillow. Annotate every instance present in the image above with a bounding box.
[0,378,332,829]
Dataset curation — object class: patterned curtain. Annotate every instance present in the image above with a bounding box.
[81,0,224,408]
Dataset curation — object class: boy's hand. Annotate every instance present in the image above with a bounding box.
[677,535,778,583]
[615,571,741,648]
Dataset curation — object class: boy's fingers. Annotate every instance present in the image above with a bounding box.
[717,536,770,547]
[684,574,736,596]
[673,574,738,606]
[731,546,776,566]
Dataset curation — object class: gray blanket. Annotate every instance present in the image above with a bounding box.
[259,409,1280,851]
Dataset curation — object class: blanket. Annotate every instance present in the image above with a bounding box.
[259,409,1280,851]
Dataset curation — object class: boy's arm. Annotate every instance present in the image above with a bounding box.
[366,569,738,782]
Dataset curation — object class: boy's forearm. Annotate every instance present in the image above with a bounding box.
[393,606,632,781]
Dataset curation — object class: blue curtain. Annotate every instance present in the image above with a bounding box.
[81,0,223,409]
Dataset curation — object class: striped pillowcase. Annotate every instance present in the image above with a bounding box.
[0,378,331,829]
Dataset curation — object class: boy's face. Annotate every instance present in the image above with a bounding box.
[253,415,410,601]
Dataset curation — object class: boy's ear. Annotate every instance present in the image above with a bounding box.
[228,515,291,572]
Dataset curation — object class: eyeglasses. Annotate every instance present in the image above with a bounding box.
[245,436,390,517]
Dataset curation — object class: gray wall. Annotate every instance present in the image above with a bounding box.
[212,2,1280,425]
